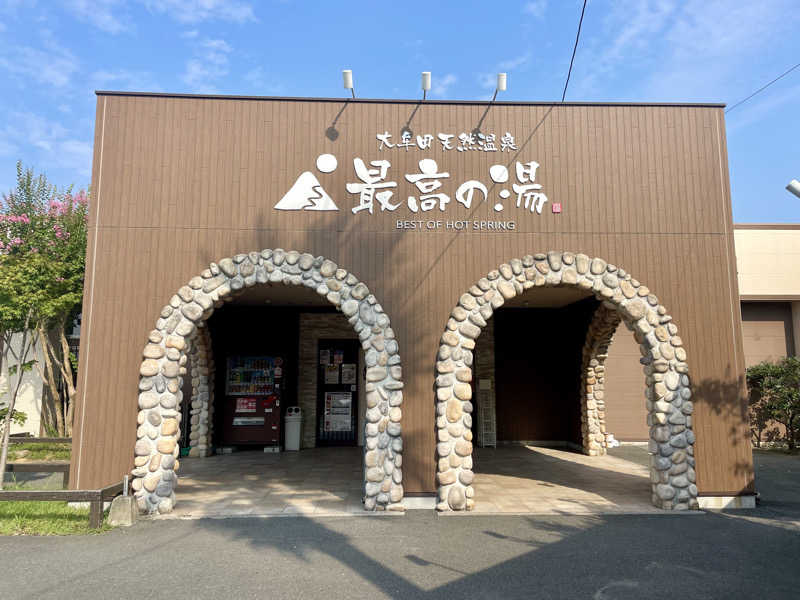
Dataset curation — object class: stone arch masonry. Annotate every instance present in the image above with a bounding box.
[132,249,405,514]
[435,251,698,512]
[580,303,621,456]
[186,325,214,457]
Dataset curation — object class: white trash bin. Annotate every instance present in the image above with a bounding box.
[284,406,302,451]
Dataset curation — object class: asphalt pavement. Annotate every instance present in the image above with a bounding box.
[2,449,798,600]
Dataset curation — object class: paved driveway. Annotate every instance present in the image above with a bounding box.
[2,450,799,599]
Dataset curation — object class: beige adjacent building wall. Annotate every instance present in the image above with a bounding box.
[0,333,44,436]
[735,227,800,299]
[735,226,800,358]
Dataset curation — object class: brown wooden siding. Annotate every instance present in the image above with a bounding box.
[70,94,753,496]
[604,322,650,441]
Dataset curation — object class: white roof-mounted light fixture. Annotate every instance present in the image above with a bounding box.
[421,71,431,100]
[342,69,355,99]
[492,72,507,102]
[787,179,800,199]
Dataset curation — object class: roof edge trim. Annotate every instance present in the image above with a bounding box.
[94,90,726,108]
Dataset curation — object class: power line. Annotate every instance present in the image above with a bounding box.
[562,0,588,102]
[725,61,800,114]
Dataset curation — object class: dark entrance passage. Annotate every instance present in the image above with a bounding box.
[210,306,300,449]
[491,294,599,447]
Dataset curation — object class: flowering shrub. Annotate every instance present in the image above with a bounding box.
[0,162,89,437]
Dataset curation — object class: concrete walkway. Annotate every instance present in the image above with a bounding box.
[161,444,656,518]
[165,447,365,518]
[470,445,657,514]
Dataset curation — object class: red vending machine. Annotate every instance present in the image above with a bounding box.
[221,356,283,449]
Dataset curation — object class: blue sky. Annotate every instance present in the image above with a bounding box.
[0,0,798,222]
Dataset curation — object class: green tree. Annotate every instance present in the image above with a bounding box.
[1,161,88,437]
[746,361,780,447]
[747,357,800,450]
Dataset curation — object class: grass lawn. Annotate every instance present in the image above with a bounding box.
[0,496,110,536]
[8,443,71,461]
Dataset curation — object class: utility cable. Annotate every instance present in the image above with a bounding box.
[562,0,588,102]
[725,61,800,114]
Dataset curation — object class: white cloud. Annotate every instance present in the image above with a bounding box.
[0,40,79,88]
[143,0,256,24]
[181,29,199,38]
[64,0,128,34]
[181,37,233,92]
[499,52,531,71]
[477,53,531,95]
[522,0,547,18]
[1,112,92,176]
[0,137,18,158]
[644,0,798,99]
[182,59,226,93]
[571,0,800,104]
[63,0,256,33]
[478,73,496,90]
[431,73,457,98]
[90,68,163,93]
[57,139,93,174]
[244,66,285,95]
[202,38,232,62]
[726,82,800,135]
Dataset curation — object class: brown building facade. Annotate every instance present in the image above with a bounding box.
[70,92,754,513]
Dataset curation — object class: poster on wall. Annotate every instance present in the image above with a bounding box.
[333,350,344,365]
[235,397,257,413]
[324,392,352,431]
[341,363,356,384]
[319,349,330,365]
[325,364,339,384]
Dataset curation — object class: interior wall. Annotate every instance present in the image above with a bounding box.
[493,299,598,444]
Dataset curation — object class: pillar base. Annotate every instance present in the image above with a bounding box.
[697,495,757,509]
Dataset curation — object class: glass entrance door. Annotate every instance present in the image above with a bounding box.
[316,339,359,446]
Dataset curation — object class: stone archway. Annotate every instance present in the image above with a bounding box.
[580,303,621,456]
[435,251,698,512]
[132,249,404,514]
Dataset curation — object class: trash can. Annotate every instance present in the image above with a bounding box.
[284,406,302,451]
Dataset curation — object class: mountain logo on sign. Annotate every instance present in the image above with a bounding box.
[274,153,340,211]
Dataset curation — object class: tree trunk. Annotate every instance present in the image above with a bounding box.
[33,332,59,436]
[57,327,77,436]
[36,325,65,437]
[0,334,8,491]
